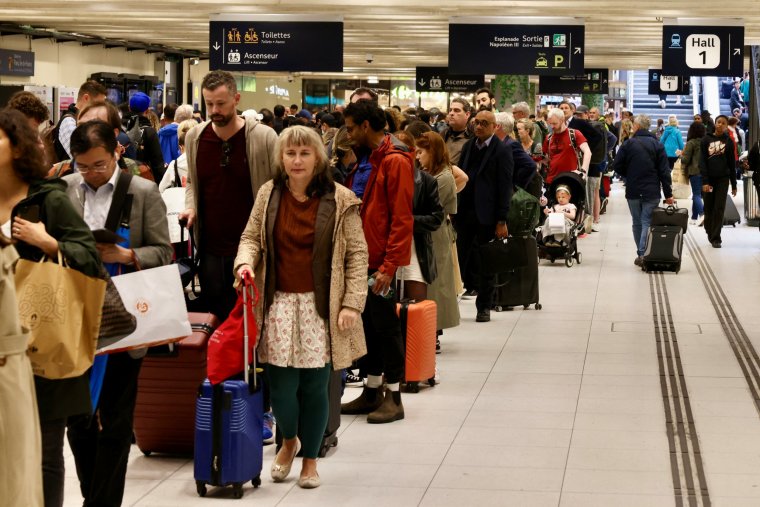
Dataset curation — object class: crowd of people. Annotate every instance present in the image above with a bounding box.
[2,71,759,506]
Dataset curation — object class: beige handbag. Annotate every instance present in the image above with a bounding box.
[15,252,106,379]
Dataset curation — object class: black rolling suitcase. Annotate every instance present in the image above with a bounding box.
[651,204,688,232]
[642,226,683,273]
[723,195,741,227]
[492,236,542,311]
[275,369,343,458]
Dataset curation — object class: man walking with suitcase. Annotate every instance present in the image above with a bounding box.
[700,115,737,248]
[613,114,674,266]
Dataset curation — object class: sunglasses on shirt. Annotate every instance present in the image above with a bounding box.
[221,141,232,167]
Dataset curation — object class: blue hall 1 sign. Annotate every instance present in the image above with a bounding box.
[448,17,584,76]
[209,15,343,72]
[647,69,690,96]
[662,19,743,76]
[0,49,34,77]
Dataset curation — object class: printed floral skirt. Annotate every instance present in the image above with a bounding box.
[261,291,330,368]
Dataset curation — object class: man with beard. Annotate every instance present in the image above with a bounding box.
[179,70,278,319]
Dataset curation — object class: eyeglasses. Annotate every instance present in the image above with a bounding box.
[473,119,493,127]
[221,141,232,167]
[75,160,112,173]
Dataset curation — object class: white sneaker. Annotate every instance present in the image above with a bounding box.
[689,219,697,225]
[592,222,600,232]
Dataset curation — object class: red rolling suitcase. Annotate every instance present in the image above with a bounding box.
[396,270,437,393]
[133,312,218,456]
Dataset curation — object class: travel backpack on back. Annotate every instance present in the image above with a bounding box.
[126,116,147,163]
[43,109,77,164]
[589,121,608,165]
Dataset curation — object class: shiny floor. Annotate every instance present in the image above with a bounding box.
[63,181,760,507]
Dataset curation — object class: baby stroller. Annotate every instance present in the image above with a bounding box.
[537,171,586,267]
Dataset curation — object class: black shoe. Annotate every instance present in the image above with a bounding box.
[600,198,608,215]
[462,289,478,298]
[476,309,490,322]
[435,337,441,354]
[711,242,722,248]
[345,372,363,386]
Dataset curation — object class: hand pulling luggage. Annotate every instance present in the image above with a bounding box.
[396,268,437,393]
[194,275,263,499]
[723,194,741,227]
[274,368,343,457]
[651,204,688,233]
[642,226,683,273]
[133,312,218,456]
[493,236,542,311]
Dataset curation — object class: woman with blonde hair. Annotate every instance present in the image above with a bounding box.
[235,126,368,489]
[660,114,684,169]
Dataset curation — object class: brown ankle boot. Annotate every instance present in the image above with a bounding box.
[340,386,382,415]
[367,389,404,424]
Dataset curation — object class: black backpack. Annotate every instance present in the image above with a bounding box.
[44,105,78,163]
[589,121,608,165]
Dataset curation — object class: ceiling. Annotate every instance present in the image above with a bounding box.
[1,1,758,77]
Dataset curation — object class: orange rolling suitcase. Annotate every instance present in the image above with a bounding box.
[395,270,437,393]
[133,312,218,456]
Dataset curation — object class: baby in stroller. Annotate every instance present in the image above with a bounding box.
[537,172,586,267]
[541,184,576,246]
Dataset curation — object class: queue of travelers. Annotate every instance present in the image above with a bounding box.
[1,71,756,506]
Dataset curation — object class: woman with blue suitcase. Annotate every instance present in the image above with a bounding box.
[235,126,369,489]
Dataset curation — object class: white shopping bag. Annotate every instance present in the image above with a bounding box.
[97,265,191,354]
[162,187,186,244]
[547,212,566,235]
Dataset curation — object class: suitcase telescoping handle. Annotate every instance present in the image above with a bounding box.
[241,272,259,390]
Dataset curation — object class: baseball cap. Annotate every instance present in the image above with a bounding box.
[129,92,151,113]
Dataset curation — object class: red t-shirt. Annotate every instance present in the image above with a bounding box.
[196,124,253,256]
[543,128,587,184]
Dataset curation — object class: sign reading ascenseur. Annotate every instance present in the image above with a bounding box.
[209,14,343,72]
[662,19,743,76]
[415,67,484,93]
[448,17,585,75]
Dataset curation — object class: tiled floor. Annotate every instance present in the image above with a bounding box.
[62,181,760,506]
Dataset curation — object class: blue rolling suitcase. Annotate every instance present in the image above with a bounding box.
[194,276,263,499]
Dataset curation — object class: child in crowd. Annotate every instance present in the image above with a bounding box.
[541,185,577,246]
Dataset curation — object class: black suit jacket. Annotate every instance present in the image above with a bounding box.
[458,136,514,225]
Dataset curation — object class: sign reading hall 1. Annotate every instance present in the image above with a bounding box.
[415,67,484,93]
[647,69,690,96]
[662,19,743,76]
[448,17,584,75]
[209,14,343,72]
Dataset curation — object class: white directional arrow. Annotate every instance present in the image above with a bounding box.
[733,48,741,56]
[573,47,582,55]
[418,79,426,87]
[213,42,221,51]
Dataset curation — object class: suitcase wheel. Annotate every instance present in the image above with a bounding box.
[535,303,542,310]
[550,258,555,264]
[493,305,503,312]
[142,450,152,457]
[523,304,529,309]
[232,483,244,499]
[196,481,207,497]
[252,476,261,488]
[405,381,420,393]
[427,377,436,387]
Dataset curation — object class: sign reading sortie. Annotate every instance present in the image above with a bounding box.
[209,14,343,72]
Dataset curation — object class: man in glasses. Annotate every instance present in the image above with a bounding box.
[454,110,513,323]
[180,70,278,320]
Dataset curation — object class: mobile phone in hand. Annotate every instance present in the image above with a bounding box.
[17,204,40,223]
